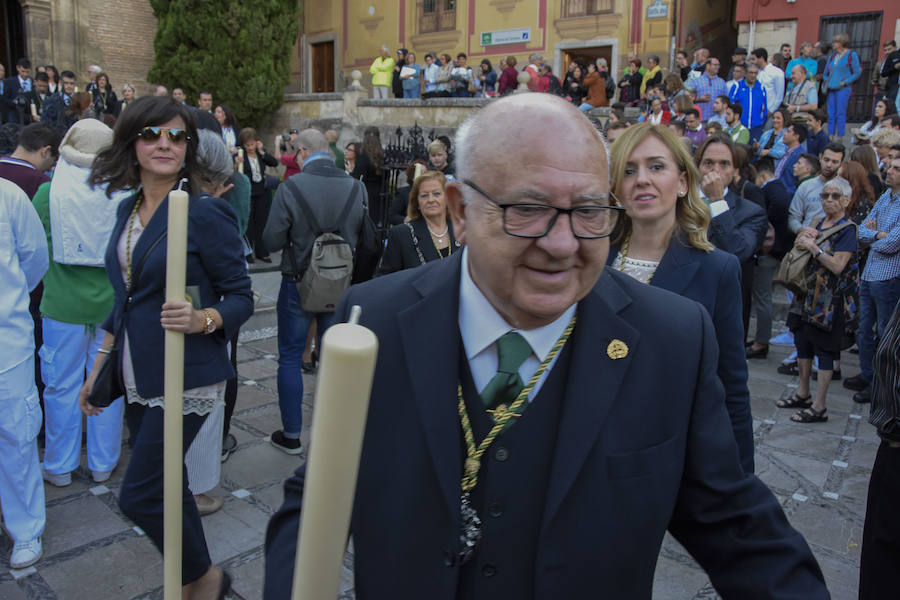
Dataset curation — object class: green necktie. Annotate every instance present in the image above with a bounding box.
[481,332,532,409]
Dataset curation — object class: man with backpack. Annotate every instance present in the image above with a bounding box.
[537,65,563,96]
[262,128,371,454]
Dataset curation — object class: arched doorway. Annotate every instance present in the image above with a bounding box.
[1,0,26,75]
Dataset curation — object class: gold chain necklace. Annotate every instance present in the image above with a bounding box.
[617,234,659,284]
[456,315,576,564]
[125,193,143,287]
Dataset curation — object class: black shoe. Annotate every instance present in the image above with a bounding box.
[849,346,859,354]
[258,255,273,263]
[813,369,841,381]
[269,430,303,455]
[218,570,232,600]
[777,362,798,376]
[843,375,869,391]
[246,255,256,264]
[853,388,872,404]
[746,345,769,359]
[221,433,237,463]
[301,360,316,374]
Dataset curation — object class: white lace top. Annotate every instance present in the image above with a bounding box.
[116,213,224,416]
[615,252,659,285]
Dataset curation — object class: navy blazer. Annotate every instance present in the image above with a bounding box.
[102,192,253,398]
[707,188,768,263]
[1,76,28,123]
[264,252,826,599]
[609,236,753,473]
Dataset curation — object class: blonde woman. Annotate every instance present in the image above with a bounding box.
[607,123,754,473]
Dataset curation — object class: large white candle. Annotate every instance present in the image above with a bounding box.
[163,189,189,600]
[292,307,378,600]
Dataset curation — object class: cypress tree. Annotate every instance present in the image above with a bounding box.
[148,0,299,128]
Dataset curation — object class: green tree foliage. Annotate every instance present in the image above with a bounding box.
[148,0,299,128]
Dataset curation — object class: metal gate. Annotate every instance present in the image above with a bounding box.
[819,12,883,123]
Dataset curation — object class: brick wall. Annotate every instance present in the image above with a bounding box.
[81,0,157,95]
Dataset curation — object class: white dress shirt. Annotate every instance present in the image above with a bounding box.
[758,63,785,114]
[0,178,48,373]
[458,248,576,401]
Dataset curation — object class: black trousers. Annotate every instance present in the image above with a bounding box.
[248,191,270,258]
[860,440,900,598]
[223,330,239,440]
[118,404,211,584]
[741,258,755,340]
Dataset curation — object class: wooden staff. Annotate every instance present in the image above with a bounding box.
[292,306,378,599]
[163,188,189,600]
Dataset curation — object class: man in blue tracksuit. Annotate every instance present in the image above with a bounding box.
[729,63,768,142]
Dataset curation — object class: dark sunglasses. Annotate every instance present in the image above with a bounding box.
[137,126,190,144]
[820,192,843,200]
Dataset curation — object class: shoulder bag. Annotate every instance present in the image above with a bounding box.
[773,218,853,296]
[87,229,167,408]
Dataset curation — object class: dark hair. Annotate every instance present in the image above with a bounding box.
[0,123,23,155]
[60,70,75,80]
[886,115,900,128]
[695,133,736,165]
[480,59,493,73]
[16,57,31,69]
[727,102,743,117]
[34,72,49,83]
[873,97,897,121]
[716,94,730,105]
[755,158,776,175]
[732,144,757,182]
[45,65,60,84]
[751,48,768,61]
[773,108,789,126]
[457,52,467,60]
[685,108,700,119]
[95,71,111,89]
[89,95,200,196]
[849,145,878,178]
[214,104,236,127]
[669,120,686,134]
[676,50,688,59]
[893,144,900,151]
[648,55,660,65]
[345,141,362,157]
[238,127,259,146]
[69,92,93,117]
[608,120,629,132]
[789,123,808,143]
[611,102,626,111]
[198,90,212,97]
[823,142,846,159]
[810,108,828,124]
[780,43,791,51]
[362,128,384,176]
[799,153,821,174]
[18,122,60,155]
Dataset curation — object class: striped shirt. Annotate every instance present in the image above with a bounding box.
[686,73,727,120]
[859,189,900,282]
[869,299,900,442]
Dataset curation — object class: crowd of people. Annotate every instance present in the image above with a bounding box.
[1,32,900,598]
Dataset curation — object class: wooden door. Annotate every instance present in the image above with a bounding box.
[311,41,335,93]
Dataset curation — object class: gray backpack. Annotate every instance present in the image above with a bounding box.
[285,179,359,313]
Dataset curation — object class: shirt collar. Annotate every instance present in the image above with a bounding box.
[304,152,333,165]
[0,156,36,170]
[458,247,577,363]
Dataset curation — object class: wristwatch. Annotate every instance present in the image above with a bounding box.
[202,309,216,334]
[815,249,824,259]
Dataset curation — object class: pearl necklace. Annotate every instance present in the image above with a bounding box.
[427,223,449,240]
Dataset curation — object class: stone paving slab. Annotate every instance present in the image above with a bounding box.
[0,300,874,598]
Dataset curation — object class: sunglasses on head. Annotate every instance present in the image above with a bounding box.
[137,126,190,144]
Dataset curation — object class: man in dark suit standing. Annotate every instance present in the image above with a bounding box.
[40,71,76,137]
[263,95,827,599]
[1,58,33,124]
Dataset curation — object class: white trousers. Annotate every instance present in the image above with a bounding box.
[39,318,124,474]
[372,85,390,99]
[185,402,223,495]
[0,358,45,542]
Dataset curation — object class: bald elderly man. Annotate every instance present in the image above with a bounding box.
[263,94,827,599]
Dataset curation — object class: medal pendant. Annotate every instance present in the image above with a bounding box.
[458,492,482,564]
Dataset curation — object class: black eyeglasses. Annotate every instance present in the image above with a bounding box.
[461,179,623,239]
[137,126,190,144]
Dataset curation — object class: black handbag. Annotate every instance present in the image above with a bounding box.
[87,230,166,408]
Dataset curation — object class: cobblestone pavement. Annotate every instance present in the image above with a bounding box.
[0,270,873,599]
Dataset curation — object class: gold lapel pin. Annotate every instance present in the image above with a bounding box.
[607,339,628,360]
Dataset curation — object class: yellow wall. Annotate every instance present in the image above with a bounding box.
[298,0,733,90]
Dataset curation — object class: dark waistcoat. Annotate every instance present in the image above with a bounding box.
[456,340,573,600]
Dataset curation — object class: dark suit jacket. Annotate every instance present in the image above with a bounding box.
[264,252,827,599]
[242,150,277,197]
[609,236,753,473]
[102,192,253,398]
[761,178,794,259]
[377,218,458,275]
[1,76,29,123]
[708,188,768,262]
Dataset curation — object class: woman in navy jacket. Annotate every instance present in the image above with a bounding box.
[607,123,754,473]
[79,96,252,599]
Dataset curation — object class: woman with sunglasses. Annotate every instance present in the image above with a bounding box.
[780,178,858,424]
[606,124,754,473]
[80,96,253,599]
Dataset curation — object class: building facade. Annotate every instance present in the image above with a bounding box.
[292,0,737,94]
[2,0,156,95]
[735,0,900,121]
